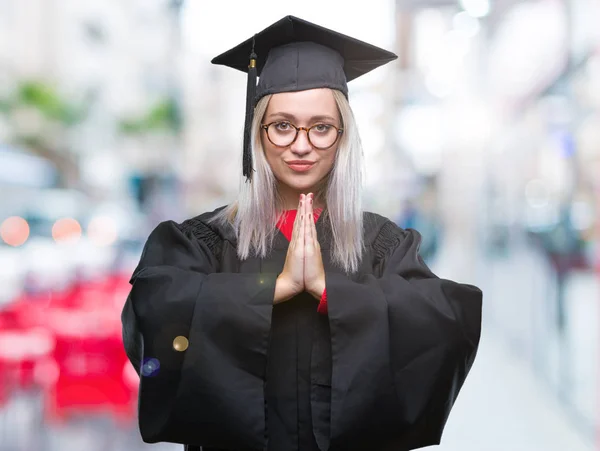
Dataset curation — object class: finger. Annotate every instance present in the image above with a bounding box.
[308,194,320,248]
[305,198,315,253]
[309,193,316,239]
[304,198,311,245]
[291,195,304,245]
[311,209,319,249]
[302,192,307,220]
[297,198,305,251]
[307,194,314,241]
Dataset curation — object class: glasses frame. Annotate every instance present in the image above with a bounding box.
[261,121,344,150]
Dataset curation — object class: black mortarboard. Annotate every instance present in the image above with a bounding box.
[211,15,398,181]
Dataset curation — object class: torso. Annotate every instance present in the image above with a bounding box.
[198,207,390,451]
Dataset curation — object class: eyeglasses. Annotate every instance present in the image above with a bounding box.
[261,121,343,149]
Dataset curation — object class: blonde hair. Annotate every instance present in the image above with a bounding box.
[208,89,365,274]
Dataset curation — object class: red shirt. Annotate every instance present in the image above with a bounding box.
[275,208,328,315]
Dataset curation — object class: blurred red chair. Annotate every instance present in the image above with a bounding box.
[0,327,55,395]
[0,298,55,396]
[43,307,137,425]
[0,360,8,408]
[1,271,137,425]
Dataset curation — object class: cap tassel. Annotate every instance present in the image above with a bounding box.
[243,40,258,182]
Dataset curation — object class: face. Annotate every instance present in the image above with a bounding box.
[261,88,341,200]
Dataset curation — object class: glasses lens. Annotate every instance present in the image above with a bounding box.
[309,124,339,149]
[267,122,296,147]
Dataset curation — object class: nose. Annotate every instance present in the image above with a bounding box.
[290,129,312,155]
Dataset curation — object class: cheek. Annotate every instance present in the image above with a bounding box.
[263,142,287,175]
[320,150,337,171]
[262,140,279,163]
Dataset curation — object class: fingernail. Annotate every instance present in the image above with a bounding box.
[309,198,312,204]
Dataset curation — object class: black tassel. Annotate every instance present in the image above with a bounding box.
[243,37,258,182]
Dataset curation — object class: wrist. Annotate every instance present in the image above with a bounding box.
[274,274,303,304]
[308,279,326,300]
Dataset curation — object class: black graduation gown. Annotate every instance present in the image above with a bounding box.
[121,206,482,451]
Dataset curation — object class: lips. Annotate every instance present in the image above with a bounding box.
[286,161,315,172]
[285,161,315,165]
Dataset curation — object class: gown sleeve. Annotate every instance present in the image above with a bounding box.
[325,221,482,451]
[121,220,276,451]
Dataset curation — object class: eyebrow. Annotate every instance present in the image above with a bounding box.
[266,112,338,123]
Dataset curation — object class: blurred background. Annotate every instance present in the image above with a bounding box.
[0,0,598,450]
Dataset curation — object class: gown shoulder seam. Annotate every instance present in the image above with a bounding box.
[176,217,224,258]
[372,220,406,266]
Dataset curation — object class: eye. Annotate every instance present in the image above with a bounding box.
[275,121,292,131]
[313,124,332,133]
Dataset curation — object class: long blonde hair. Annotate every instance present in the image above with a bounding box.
[208,88,365,274]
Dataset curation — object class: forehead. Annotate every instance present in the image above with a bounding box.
[265,89,338,118]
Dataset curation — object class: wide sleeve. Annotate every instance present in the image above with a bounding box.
[121,220,276,451]
[326,221,482,451]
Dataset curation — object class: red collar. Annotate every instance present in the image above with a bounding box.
[276,208,323,241]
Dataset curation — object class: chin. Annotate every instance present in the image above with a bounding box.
[280,175,319,192]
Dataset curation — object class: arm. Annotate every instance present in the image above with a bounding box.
[121,220,275,450]
[326,222,482,451]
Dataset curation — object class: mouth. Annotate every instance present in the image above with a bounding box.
[286,162,315,172]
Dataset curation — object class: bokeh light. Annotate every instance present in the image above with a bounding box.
[141,358,160,377]
[87,216,118,247]
[459,0,491,18]
[0,216,30,246]
[52,218,82,243]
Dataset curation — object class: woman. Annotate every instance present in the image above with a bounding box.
[121,16,482,451]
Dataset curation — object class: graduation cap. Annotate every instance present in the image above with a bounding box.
[211,15,398,181]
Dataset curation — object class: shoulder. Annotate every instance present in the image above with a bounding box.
[362,211,412,243]
[169,205,235,255]
[362,211,421,264]
[177,205,228,232]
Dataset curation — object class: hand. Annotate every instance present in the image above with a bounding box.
[275,194,306,303]
[303,193,326,300]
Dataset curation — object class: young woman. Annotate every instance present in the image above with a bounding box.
[121,16,482,451]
